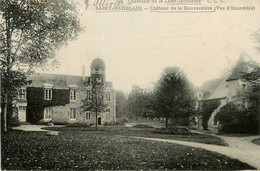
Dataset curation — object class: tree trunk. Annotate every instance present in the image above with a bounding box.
[165,117,168,129]
[95,110,98,129]
[4,95,8,132]
[4,0,11,132]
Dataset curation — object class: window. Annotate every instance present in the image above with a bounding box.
[106,92,110,101]
[242,84,246,91]
[44,89,52,100]
[19,106,26,111]
[198,93,202,98]
[70,90,76,101]
[86,112,90,120]
[70,108,77,119]
[44,108,52,119]
[18,89,26,99]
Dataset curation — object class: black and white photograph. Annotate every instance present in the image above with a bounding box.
[1,0,260,170]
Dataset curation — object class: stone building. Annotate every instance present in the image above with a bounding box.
[196,52,258,130]
[15,58,116,125]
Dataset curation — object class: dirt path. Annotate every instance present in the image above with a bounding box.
[12,125,64,135]
[135,135,260,169]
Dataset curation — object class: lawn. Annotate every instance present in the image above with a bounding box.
[2,127,254,170]
[252,138,260,145]
[46,126,228,146]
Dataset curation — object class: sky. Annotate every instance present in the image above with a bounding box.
[37,0,260,93]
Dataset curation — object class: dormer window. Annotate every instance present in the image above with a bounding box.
[44,89,52,100]
[242,83,246,91]
[43,83,53,100]
[70,90,76,101]
[18,88,26,99]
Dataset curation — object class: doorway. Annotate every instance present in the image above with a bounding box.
[98,117,102,125]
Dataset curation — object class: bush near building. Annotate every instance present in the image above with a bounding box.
[216,102,259,134]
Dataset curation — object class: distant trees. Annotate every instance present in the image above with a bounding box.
[154,67,196,128]
[124,67,196,128]
[125,85,155,120]
[116,90,127,119]
[0,0,83,131]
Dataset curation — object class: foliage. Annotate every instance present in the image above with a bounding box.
[0,0,83,131]
[154,67,196,128]
[125,85,155,119]
[152,127,191,135]
[2,127,253,170]
[116,90,127,118]
[81,86,108,128]
[132,124,154,128]
[217,102,259,134]
[26,87,70,123]
[253,28,260,52]
[66,122,92,128]
[200,100,220,130]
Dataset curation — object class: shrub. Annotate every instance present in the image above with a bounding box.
[132,124,154,128]
[66,122,92,128]
[153,126,191,135]
[36,120,51,125]
[9,116,20,127]
[217,102,259,134]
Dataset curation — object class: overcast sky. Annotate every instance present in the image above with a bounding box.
[37,0,260,93]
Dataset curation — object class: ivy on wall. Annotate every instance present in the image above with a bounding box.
[27,87,70,123]
[200,100,220,130]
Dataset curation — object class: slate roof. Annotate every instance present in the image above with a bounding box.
[200,78,223,100]
[199,52,258,101]
[227,52,257,81]
[91,58,106,69]
[27,73,113,89]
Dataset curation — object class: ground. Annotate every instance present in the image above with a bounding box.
[2,124,256,170]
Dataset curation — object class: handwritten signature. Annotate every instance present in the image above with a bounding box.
[85,0,124,9]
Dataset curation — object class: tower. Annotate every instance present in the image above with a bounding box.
[90,58,106,88]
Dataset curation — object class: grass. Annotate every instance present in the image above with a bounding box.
[48,126,227,146]
[2,126,254,170]
[132,124,154,128]
[252,138,260,145]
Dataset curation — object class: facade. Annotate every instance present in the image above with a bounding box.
[15,58,116,125]
[197,52,257,130]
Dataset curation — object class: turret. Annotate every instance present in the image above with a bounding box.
[90,58,106,87]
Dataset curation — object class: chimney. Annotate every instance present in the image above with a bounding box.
[82,65,85,81]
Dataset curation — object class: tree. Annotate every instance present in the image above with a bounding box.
[154,67,196,128]
[0,0,83,131]
[116,90,127,119]
[81,85,108,128]
[125,85,155,120]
